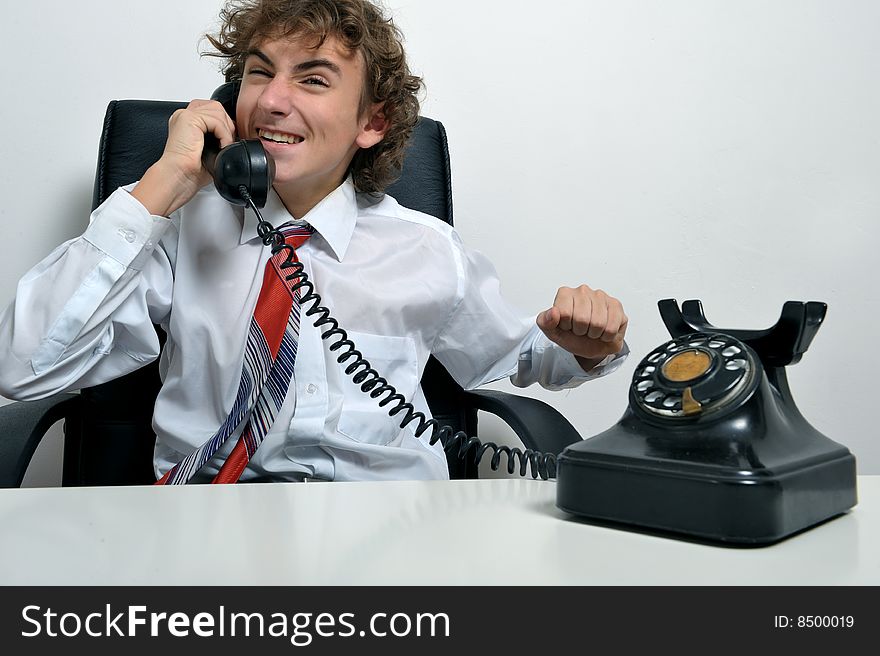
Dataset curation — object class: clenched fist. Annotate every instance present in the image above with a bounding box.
[536,285,628,371]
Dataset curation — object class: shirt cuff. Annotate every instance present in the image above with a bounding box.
[578,341,629,379]
[83,186,171,271]
[552,339,630,389]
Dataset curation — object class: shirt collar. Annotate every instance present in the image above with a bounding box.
[239,178,358,261]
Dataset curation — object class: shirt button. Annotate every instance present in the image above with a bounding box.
[144,240,154,251]
[118,228,136,243]
[306,384,318,394]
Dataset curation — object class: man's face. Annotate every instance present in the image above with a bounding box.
[236,33,385,216]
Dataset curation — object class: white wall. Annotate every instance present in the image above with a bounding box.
[2,0,877,483]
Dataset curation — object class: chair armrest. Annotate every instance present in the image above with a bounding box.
[461,389,582,456]
[0,393,80,487]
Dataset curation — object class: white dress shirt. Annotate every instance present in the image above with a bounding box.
[0,179,626,482]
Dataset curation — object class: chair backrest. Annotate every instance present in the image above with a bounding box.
[68,99,475,485]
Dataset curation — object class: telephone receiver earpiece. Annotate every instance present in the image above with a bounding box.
[202,80,275,208]
[202,135,275,208]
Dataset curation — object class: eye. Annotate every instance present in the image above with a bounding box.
[302,76,329,87]
[246,68,272,78]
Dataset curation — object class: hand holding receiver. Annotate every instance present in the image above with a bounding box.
[131,99,236,216]
[537,285,628,371]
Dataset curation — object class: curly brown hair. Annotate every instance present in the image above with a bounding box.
[203,0,423,194]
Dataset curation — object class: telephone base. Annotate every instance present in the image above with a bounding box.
[556,434,857,546]
[561,298,861,545]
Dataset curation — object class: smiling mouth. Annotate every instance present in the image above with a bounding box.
[257,128,304,144]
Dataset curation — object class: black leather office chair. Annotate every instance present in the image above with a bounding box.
[0,98,582,487]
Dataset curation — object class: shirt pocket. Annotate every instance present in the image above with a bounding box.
[336,331,419,446]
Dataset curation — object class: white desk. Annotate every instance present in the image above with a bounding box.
[1,477,877,585]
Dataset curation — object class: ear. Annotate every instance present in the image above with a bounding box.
[355,103,389,149]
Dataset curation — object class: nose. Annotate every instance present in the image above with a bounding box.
[255,76,291,116]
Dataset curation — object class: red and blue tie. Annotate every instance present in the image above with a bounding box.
[156,224,313,484]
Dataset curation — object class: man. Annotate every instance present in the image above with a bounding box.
[0,0,628,483]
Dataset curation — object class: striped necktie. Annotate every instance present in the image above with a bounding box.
[156,224,314,484]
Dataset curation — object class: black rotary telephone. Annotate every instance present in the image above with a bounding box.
[555,299,858,545]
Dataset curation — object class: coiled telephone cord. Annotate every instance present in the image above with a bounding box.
[244,188,557,480]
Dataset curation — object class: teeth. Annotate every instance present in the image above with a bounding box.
[258,129,303,144]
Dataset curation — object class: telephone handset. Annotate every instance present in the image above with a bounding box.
[201,82,557,479]
[201,80,274,209]
[555,299,858,545]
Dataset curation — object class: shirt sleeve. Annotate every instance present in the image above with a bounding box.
[0,186,176,401]
[513,326,629,390]
[431,230,628,391]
